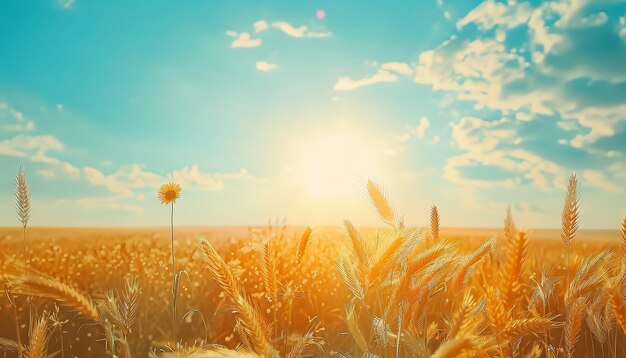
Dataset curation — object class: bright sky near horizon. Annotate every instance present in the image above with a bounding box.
[1,0,625,229]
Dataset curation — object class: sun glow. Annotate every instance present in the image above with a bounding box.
[298,132,377,197]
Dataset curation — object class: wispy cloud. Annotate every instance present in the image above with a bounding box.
[227,20,332,48]
[227,32,262,48]
[380,62,413,76]
[56,0,75,10]
[0,102,35,132]
[254,20,269,33]
[256,61,279,72]
[334,70,398,91]
[271,21,332,38]
[0,105,251,214]
[414,117,430,138]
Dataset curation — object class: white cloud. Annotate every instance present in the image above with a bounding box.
[381,62,413,76]
[56,0,75,9]
[334,70,399,91]
[583,170,621,192]
[254,20,269,33]
[256,61,279,72]
[0,130,249,214]
[0,102,35,132]
[82,165,162,196]
[272,21,307,37]
[171,166,248,191]
[415,116,430,138]
[228,20,331,50]
[412,0,626,151]
[445,116,566,190]
[230,32,262,48]
[0,134,64,158]
[457,0,533,32]
[271,21,332,38]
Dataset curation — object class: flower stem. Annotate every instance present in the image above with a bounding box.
[170,202,177,347]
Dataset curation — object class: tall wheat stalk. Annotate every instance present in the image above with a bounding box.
[561,174,579,292]
[561,174,580,358]
[430,205,440,242]
[621,217,626,261]
[15,167,31,274]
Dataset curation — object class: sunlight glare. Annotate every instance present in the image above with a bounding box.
[299,132,376,197]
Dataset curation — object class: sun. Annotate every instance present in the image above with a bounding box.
[298,132,377,197]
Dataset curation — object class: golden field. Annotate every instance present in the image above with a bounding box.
[0,178,625,358]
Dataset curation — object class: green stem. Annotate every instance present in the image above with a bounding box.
[170,202,177,348]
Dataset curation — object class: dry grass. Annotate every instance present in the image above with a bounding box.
[0,177,625,357]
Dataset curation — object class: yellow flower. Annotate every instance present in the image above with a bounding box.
[158,182,181,205]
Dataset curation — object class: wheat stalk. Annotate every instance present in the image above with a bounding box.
[562,174,579,289]
[198,239,241,300]
[337,255,365,300]
[121,276,140,334]
[9,274,99,322]
[345,303,367,352]
[27,312,50,358]
[296,227,312,265]
[502,317,559,337]
[446,293,477,340]
[15,167,31,274]
[561,174,580,248]
[0,337,22,352]
[234,296,274,357]
[453,238,495,291]
[369,234,406,283]
[565,297,586,357]
[260,236,278,303]
[621,217,626,261]
[367,179,395,224]
[498,230,528,310]
[15,167,31,229]
[430,205,440,242]
[344,220,369,273]
[431,336,477,358]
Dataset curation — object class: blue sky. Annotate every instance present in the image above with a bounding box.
[1,0,625,228]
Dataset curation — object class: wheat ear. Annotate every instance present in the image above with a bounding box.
[198,239,240,300]
[503,317,559,337]
[621,217,626,261]
[430,205,440,242]
[9,275,99,322]
[15,167,31,274]
[446,292,477,340]
[498,230,528,310]
[344,220,369,271]
[562,174,579,290]
[431,336,477,358]
[27,312,50,358]
[234,296,274,357]
[369,235,405,283]
[259,236,278,302]
[565,298,585,357]
[296,227,312,265]
[121,276,140,333]
[0,337,23,352]
[367,179,395,224]
[345,303,367,352]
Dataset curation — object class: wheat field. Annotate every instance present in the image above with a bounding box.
[1,176,625,358]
